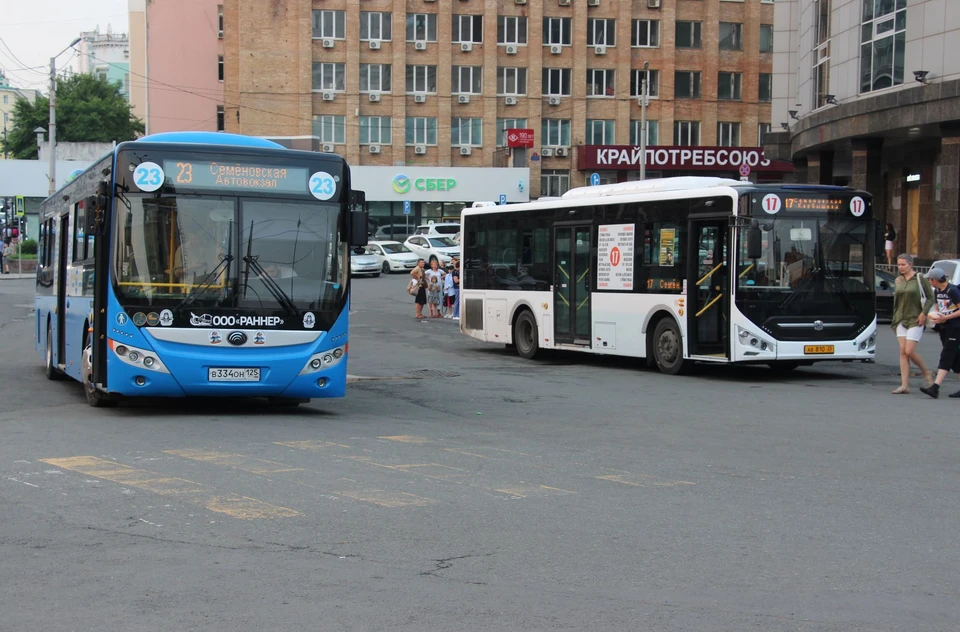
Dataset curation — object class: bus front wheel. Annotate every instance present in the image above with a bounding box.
[44,323,63,381]
[82,344,117,408]
[513,310,540,359]
[652,319,690,375]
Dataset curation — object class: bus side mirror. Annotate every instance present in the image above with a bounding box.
[84,196,106,237]
[349,210,369,247]
[746,226,763,260]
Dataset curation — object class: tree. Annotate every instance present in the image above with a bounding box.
[2,73,144,159]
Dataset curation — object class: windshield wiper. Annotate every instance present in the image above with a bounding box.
[173,253,234,314]
[242,255,299,316]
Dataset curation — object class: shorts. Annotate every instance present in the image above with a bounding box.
[884,240,894,251]
[415,287,427,306]
[895,323,924,342]
[938,330,960,373]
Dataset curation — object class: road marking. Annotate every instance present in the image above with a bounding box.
[4,476,39,488]
[164,449,303,475]
[378,435,434,445]
[493,484,577,498]
[595,473,695,488]
[274,440,351,450]
[331,489,435,508]
[40,456,301,520]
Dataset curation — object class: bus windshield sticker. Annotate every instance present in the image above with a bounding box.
[597,224,635,291]
[309,172,338,201]
[162,160,310,194]
[761,193,781,214]
[850,196,866,217]
[133,162,165,192]
[658,228,676,267]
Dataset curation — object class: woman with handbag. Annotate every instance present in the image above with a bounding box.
[891,253,935,394]
[409,259,427,319]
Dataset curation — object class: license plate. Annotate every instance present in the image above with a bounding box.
[208,367,260,382]
[804,345,835,355]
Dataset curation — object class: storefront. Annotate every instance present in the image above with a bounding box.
[576,146,793,183]
[350,166,530,238]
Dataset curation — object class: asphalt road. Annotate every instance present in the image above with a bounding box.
[1,274,958,631]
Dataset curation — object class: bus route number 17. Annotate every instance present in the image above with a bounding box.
[761,194,782,215]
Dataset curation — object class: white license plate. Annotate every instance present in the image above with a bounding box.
[208,367,260,382]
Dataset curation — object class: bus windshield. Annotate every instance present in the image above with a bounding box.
[113,194,347,312]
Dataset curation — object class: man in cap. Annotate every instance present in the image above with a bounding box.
[920,267,960,398]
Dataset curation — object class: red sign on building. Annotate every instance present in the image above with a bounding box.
[506,128,535,148]
[577,145,793,173]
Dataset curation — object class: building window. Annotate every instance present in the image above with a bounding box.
[543,17,572,46]
[630,69,659,98]
[217,5,223,38]
[406,65,437,93]
[587,19,616,46]
[674,71,701,99]
[2,95,7,104]
[452,66,483,94]
[717,122,741,147]
[586,120,615,145]
[541,170,570,197]
[406,14,438,42]
[216,106,224,131]
[360,116,392,145]
[631,20,659,47]
[860,0,906,93]
[406,117,438,145]
[759,73,772,102]
[542,119,571,147]
[760,24,774,53]
[312,63,345,92]
[453,15,483,43]
[674,121,701,147]
[587,69,615,97]
[312,10,345,39]
[497,16,527,45]
[313,115,346,144]
[497,68,527,95]
[452,118,483,146]
[718,72,742,100]
[630,120,659,146]
[676,22,702,49]
[360,12,392,41]
[817,0,831,45]
[758,123,772,146]
[496,118,528,147]
[217,56,223,81]
[814,0,832,108]
[360,64,392,93]
[719,23,743,50]
[542,68,572,96]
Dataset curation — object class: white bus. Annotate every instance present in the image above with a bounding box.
[459,177,878,374]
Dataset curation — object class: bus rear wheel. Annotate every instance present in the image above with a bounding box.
[652,319,690,375]
[513,310,540,359]
[44,323,63,381]
[82,344,117,408]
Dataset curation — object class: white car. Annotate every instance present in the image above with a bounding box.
[365,241,419,274]
[413,222,460,239]
[404,235,460,265]
[350,248,380,277]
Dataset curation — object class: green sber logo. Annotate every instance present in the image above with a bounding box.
[393,174,411,194]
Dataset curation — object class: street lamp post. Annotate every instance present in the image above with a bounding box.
[639,61,649,181]
[47,37,82,195]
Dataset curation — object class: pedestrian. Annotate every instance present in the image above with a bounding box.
[890,253,935,394]
[1,240,13,275]
[883,222,897,265]
[443,263,456,318]
[410,259,427,319]
[920,267,960,398]
[425,259,444,318]
[450,256,460,320]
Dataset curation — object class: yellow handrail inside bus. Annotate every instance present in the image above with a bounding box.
[696,262,724,286]
[695,293,723,318]
[738,263,755,278]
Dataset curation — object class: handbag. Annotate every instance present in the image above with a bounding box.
[407,279,419,296]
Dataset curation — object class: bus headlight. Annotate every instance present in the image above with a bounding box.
[300,344,347,375]
[737,327,775,355]
[108,339,170,373]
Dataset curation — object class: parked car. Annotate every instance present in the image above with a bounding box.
[930,259,960,285]
[350,247,380,277]
[404,235,460,265]
[373,224,412,242]
[876,268,895,322]
[412,222,460,238]
[365,241,419,274]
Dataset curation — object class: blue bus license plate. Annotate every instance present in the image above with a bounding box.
[208,367,260,382]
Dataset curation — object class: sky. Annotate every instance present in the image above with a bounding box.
[0,0,128,91]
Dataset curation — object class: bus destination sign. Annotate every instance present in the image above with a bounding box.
[161,160,309,194]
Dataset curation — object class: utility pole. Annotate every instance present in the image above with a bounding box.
[47,37,82,195]
[639,61,649,181]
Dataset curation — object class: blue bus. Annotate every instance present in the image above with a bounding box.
[35,132,367,407]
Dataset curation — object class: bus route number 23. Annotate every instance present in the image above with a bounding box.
[310,171,337,201]
[176,162,193,185]
[133,162,165,192]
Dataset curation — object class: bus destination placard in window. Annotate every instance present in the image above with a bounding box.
[597,224,635,291]
[162,160,309,194]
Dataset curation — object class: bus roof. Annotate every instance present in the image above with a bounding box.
[561,176,745,199]
[134,132,286,149]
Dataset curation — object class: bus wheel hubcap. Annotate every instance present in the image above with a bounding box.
[659,331,678,363]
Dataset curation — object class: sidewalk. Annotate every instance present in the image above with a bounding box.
[0,273,33,280]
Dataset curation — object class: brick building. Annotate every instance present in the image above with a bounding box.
[223,0,776,226]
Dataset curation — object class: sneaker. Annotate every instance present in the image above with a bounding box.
[949,389,960,399]
[920,383,940,399]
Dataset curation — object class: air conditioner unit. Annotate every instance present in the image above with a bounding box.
[555,147,569,157]
[550,44,562,55]
[414,41,427,51]
[515,0,527,4]
[322,143,335,153]
[460,146,472,156]
[540,148,554,157]
[414,93,426,103]
[461,42,473,52]
[587,0,600,5]
[559,0,571,5]
[414,145,427,155]
[368,144,381,154]
[548,96,561,105]
[322,92,335,101]
[368,93,381,102]
[458,94,471,104]
[647,0,662,7]
[369,40,381,50]
[505,45,518,55]
[595,45,606,55]
[322,38,335,48]
[505,96,518,106]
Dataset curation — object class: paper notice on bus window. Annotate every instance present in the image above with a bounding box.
[597,224,635,290]
[659,228,676,267]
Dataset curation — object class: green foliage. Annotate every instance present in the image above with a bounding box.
[2,74,144,159]
[19,239,38,255]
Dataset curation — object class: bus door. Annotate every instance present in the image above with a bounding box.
[687,217,729,358]
[56,213,69,365]
[553,224,592,345]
